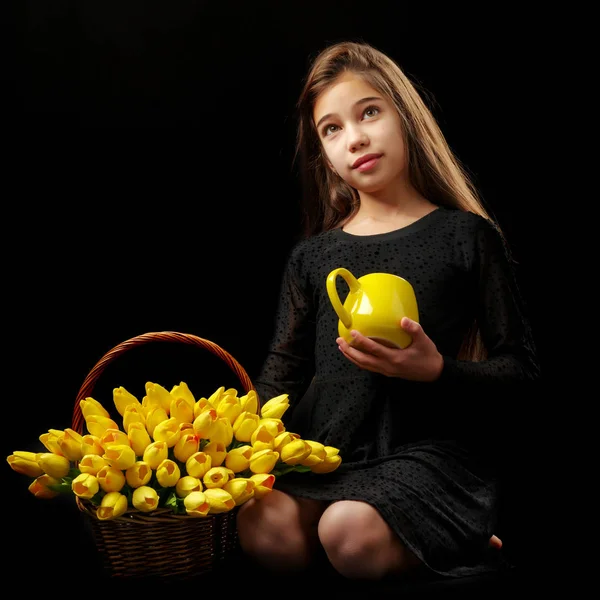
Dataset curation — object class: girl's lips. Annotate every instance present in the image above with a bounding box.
[355,156,380,172]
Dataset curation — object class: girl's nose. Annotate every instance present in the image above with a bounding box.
[348,130,369,152]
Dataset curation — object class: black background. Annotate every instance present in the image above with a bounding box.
[5,1,556,584]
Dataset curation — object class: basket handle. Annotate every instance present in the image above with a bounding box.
[72,331,256,434]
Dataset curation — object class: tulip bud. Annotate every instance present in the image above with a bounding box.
[204,487,235,514]
[260,394,290,420]
[239,390,258,415]
[185,452,212,479]
[207,418,233,447]
[192,408,217,439]
[132,486,159,512]
[206,386,226,410]
[310,446,342,474]
[142,440,168,469]
[203,441,226,467]
[273,431,296,453]
[103,444,136,471]
[145,407,169,438]
[193,397,212,419]
[203,466,234,489]
[84,414,120,438]
[39,431,63,455]
[153,417,181,448]
[216,395,243,425]
[176,475,203,497]
[123,404,146,433]
[249,473,275,499]
[183,491,209,517]
[113,386,142,416]
[79,454,109,475]
[125,461,153,488]
[38,452,71,478]
[280,439,312,465]
[7,451,44,477]
[97,491,129,521]
[56,428,84,462]
[232,411,260,443]
[173,433,200,463]
[80,434,104,456]
[224,445,253,473]
[72,472,100,499]
[170,381,196,410]
[144,381,172,414]
[224,477,255,505]
[79,397,111,419]
[300,440,327,467]
[156,459,180,487]
[28,474,60,499]
[249,449,279,474]
[170,397,194,427]
[127,422,152,457]
[96,465,126,493]
[100,428,130,448]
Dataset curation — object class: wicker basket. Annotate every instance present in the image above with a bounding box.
[71,331,256,579]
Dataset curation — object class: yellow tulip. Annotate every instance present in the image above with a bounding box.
[96,465,126,493]
[207,418,233,447]
[125,461,153,488]
[113,386,142,416]
[203,466,234,489]
[173,433,200,463]
[216,395,243,425]
[156,459,180,487]
[128,422,152,457]
[78,454,109,475]
[145,406,169,438]
[55,428,84,462]
[7,451,44,477]
[260,394,290,420]
[80,434,104,456]
[224,478,255,505]
[84,414,120,438]
[249,449,279,474]
[28,474,60,499]
[310,446,342,474]
[143,440,168,469]
[249,473,275,499]
[224,445,253,473]
[152,417,181,448]
[176,475,202,497]
[122,404,146,433]
[203,441,227,467]
[192,408,217,439]
[204,488,235,514]
[144,381,172,413]
[183,491,209,517]
[193,397,212,419]
[100,428,130,448]
[300,440,327,467]
[38,452,71,478]
[185,452,212,478]
[239,390,258,415]
[169,397,194,428]
[79,397,111,419]
[132,486,159,512]
[280,439,312,465]
[206,386,226,410]
[232,411,260,443]
[103,444,136,470]
[97,491,128,521]
[273,431,296,453]
[39,432,63,455]
[170,381,196,410]
[72,472,99,499]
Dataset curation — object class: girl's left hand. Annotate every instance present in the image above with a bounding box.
[336,317,444,382]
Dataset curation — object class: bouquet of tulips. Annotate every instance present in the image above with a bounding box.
[6,381,342,520]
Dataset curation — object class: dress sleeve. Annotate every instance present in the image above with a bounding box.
[253,249,316,405]
[440,219,541,386]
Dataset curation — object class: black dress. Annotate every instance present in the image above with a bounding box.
[254,206,540,578]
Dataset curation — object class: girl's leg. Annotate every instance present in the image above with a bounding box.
[236,489,327,572]
[318,500,421,580]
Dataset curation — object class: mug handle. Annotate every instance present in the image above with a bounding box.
[326,268,361,330]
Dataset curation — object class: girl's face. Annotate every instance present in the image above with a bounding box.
[313,72,408,195]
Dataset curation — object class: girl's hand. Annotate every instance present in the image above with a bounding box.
[336,317,444,382]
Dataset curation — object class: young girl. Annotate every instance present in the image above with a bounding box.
[236,40,540,581]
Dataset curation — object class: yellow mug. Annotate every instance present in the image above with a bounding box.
[326,268,419,349]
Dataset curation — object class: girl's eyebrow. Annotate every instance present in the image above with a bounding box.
[315,96,383,129]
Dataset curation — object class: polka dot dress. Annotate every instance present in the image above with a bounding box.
[254,206,540,578]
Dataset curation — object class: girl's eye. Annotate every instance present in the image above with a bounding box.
[364,105,380,118]
[323,124,339,136]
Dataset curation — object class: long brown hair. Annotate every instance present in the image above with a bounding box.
[293,40,499,360]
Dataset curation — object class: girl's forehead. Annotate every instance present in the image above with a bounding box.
[313,73,380,121]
